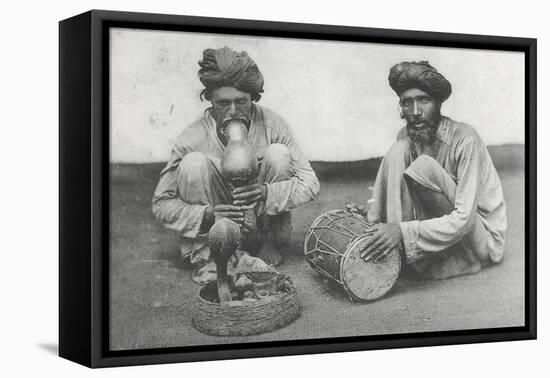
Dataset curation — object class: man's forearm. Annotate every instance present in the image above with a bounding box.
[152,197,209,238]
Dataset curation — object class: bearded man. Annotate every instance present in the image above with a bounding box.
[152,47,320,266]
[357,61,507,280]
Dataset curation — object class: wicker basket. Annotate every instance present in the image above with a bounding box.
[192,274,300,336]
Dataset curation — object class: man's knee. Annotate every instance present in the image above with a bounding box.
[177,152,209,181]
[408,154,438,173]
[404,155,455,217]
[264,143,291,170]
[404,155,441,188]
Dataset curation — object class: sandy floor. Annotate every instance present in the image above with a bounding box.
[109,150,525,350]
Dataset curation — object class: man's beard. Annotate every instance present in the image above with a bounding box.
[406,118,440,143]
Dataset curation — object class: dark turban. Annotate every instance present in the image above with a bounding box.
[388,61,452,102]
[198,47,264,100]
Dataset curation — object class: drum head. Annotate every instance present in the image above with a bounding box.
[341,235,401,301]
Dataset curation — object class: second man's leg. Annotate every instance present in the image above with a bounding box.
[403,155,489,279]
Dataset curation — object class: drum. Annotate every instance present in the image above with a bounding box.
[304,209,401,301]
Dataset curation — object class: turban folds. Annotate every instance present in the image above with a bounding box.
[198,47,264,97]
[388,61,452,102]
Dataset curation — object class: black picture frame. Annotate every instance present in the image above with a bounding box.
[59,9,537,368]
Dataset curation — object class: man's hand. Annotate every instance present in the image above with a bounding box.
[232,184,267,206]
[203,204,245,228]
[359,223,403,263]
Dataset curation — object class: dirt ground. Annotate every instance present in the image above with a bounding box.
[109,146,525,350]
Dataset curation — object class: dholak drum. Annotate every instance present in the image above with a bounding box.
[304,209,401,301]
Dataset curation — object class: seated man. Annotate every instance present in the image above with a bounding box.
[358,61,507,280]
[152,47,320,266]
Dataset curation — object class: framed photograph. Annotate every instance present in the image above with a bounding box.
[59,9,536,368]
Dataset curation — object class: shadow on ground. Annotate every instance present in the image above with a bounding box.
[38,343,58,355]
[109,145,525,350]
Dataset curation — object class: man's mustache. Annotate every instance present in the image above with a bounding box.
[222,117,250,128]
[408,118,438,128]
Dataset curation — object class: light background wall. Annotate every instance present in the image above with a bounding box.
[111,29,524,163]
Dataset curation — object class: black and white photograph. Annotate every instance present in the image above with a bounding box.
[108,26,527,350]
[4,0,549,375]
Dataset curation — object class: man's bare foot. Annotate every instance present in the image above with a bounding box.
[257,241,282,266]
[423,255,481,280]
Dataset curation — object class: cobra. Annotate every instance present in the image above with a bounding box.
[208,218,242,304]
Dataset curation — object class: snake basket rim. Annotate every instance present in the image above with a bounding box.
[191,273,301,336]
